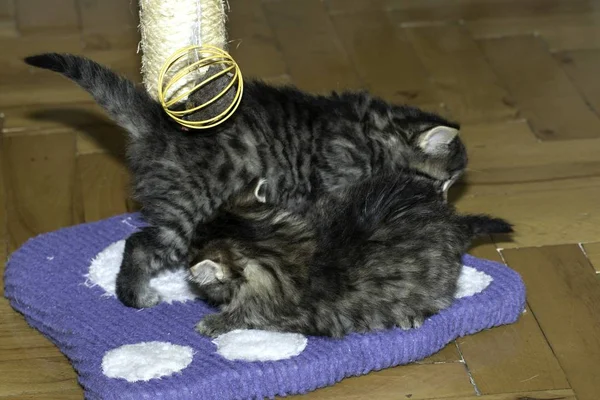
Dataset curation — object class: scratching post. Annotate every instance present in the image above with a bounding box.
[138,0,228,101]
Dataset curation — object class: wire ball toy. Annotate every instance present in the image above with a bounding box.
[157,45,244,129]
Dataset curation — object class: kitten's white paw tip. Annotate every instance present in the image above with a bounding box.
[213,329,308,361]
[86,240,197,303]
[455,265,493,298]
[102,341,193,382]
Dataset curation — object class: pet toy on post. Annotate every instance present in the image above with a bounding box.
[138,0,243,129]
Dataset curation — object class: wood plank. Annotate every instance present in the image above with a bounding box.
[458,120,600,185]
[82,27,140,51]
[0,117,6,293]
[77,0,138,33]
[0,84,102,109]
[0,34,83,84]
[557,50,600,117]
[331,10,439,106]
[0,0,15,18]
[582,242,600,274]
[285,362,475,399]
[0,116,6,244]
[458,303,569,394]
[227,0,288,79]
[466,12,600,52]
[459,238,569,394]
[0,41,139,103]
[0,241,6,296]
[479,36,600,140]
[325,0,387,15]
[0,304,65,362]
[0,388,84,400]
[0,0,16,37]
[77,153,130,223]
[502,245,600,400]
[82,48,141,82]
[3,131,79,252]
[0,20,17,37]
[467,239,503,263]
[15,0,79,34]
[263,0,361,93]
[455,177,600,249]
[403,25,516,123]
[388,0,596,25]
[75,124,127,156]
[0,356,80,397]
[1,47,140,108]
[262,74,292,86]
[426,388,577,400]
[418,342,461,364]
[1,103,111,134]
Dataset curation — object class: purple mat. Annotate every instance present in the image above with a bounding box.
[4,213,525,400]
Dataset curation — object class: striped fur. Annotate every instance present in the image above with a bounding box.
[25,53,468,308]
[190,174,512,337]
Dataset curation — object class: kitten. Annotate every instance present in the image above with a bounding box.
[24,53,467,309]
[189,175,512,338]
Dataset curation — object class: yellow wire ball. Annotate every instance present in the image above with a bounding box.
[157,45,244,129]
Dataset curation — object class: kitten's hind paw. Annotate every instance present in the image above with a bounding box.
[196,314,236,338]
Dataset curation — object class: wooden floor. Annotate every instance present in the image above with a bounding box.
[1,0,600,399]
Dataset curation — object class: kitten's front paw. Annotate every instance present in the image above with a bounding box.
[410,316,424,329]
[195,314,234,337]
[116,276,161,309]
[116,229,165,309]
[397,315,424,330]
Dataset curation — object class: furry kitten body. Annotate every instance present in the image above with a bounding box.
[25,53,467,309]
[190,174,511,338]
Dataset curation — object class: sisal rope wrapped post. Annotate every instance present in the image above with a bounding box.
[138,0,228,101]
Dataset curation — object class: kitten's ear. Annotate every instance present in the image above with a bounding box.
[418,126,459,155]
[190,259,224,285]
[254,178,267,203]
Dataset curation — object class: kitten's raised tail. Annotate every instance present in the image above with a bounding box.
[24,53,164,139]
[461,215,513,237]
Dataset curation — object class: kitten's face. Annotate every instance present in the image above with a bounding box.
[373,104,467,194]
[188,240,245,305]
[189,238,279,306]
[412,125,467,200]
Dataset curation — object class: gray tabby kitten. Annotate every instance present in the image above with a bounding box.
[25,53,467,309]
[189,174,512,338]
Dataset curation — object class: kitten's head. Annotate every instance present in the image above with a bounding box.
[409,124,466,200]
[189,177,270,305]
[366,99,467,195]
[189,238,280,306]
[188,240,247,305]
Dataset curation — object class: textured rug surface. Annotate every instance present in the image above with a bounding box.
[4,213,526,400]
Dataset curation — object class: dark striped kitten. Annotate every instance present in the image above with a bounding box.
[189,175,512,338]
[24,53,467,309]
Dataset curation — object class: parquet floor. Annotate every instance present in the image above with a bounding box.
[1,0,600,399]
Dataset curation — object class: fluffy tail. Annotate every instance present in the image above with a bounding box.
[24,53,164,139]
[461,214,513,237]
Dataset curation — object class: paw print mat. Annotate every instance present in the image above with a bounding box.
[4,213,526,400]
